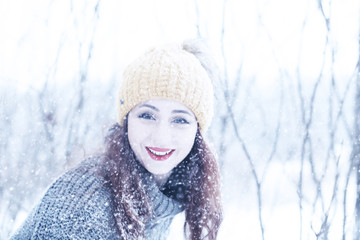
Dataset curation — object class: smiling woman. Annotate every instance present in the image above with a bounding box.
[10,40,223,240]
[128,99,198,185]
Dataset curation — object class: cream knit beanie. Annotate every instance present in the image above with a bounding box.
[118,43,214,132]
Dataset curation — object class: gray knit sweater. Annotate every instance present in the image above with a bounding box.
[10,158,184,240]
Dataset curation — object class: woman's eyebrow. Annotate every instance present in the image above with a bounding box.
[172,109,193,116]
[139,104,159,111]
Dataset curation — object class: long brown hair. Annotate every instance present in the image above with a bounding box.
[100,118,222,239]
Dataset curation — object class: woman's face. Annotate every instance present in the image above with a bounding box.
[128,98,198,180]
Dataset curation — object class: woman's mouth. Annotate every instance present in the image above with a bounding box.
[146,147,175,161]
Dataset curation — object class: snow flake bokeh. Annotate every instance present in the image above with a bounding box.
[1,0,359,239]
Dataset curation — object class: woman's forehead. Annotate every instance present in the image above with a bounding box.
[134,98,195,116]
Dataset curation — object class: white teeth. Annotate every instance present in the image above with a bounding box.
[147,148,173,156]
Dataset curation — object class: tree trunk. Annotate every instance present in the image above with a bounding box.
[354,35,360,240]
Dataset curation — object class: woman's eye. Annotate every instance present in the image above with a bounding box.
[138,112,155,120]
[172,117,189,124]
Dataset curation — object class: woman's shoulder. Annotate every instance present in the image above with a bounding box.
[29,156,118,238]
[45,155,110,203]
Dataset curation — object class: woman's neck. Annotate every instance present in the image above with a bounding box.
[153,172,171,187]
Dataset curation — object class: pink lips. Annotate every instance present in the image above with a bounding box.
[146,147,175,161]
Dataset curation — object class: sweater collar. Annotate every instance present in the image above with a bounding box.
[135,163,185,220]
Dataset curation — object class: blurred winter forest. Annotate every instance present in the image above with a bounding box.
[1,0,359,239]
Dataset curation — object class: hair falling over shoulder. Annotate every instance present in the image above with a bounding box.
[101,120,151,239]
[181,130,223,240]
[100,120,223,240]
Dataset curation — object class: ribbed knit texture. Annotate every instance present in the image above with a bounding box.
[118,44,214,132]
[10,157,184,240]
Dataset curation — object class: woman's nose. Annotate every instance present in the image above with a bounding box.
[151,120,173,146]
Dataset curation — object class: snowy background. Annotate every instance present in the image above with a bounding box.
[1,0,359,239]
